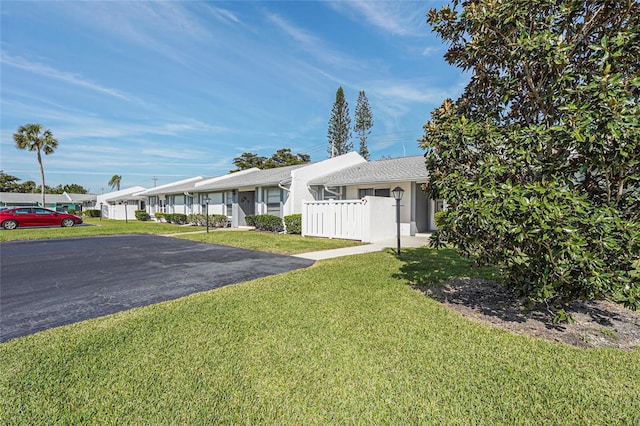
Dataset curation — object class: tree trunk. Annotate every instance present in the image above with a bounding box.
[37,149,46,207]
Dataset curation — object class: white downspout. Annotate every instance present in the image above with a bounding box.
[323,184,342,199]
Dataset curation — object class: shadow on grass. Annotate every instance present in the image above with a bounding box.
[393,246,637,331]
[393,246,560,327]
[392,246,501,286]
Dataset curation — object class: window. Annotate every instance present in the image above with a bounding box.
[225,191,234,216]
[265,188,281,216]
[322,186,342,200]
[358,188,390,198]
[205,192,223,204]
[34,208,54,215]
[15,208,32,214]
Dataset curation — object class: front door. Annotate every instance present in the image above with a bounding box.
[238,191,255,226]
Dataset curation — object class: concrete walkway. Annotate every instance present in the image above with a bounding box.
[294,234,431,260]
[164,228,431,261]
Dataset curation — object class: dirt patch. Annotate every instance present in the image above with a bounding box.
[415,278,640,350]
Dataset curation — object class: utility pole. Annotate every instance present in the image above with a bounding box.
[152,176,158,187]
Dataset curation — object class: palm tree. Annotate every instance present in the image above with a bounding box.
[13,123,58,207]
[108,175,122,191]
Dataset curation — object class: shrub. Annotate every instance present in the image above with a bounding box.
[187,214,229,228]
[84,209,101,218]
[67,209,78,215]
[164,213,186,224]
[248,214,284,233]
[284,214,302,234]
[211,214,230,228]
[135,210,150,221]
[245,215,258,227]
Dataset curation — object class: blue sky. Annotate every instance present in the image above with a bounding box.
[1,1,465,193]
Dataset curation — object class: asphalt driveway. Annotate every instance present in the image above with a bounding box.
[0,234,315,342]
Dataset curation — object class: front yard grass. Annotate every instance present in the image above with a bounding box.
[174,230,361,254]
[1,248,638,425]
[0,218,196,242]
[0,219,361,254]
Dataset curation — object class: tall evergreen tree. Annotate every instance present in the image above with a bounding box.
[327,87,352,157]
[354,90,373,160]
[12,123,58,207]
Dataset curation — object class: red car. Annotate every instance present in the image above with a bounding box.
[0,207,83,230]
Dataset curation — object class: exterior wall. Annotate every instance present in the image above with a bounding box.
[103,202,139,221]
[286,152,366,216]
[302,184,436,242]
[361,196,397,242]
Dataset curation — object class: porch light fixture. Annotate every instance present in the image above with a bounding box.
[203,196,211,233]
[392,186,404,255]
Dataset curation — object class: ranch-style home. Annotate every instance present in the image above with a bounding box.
[125,152,441,242]
[0,192,96,212]
[95,186,147,220]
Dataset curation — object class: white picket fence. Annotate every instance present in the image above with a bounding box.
[302,199,363,240]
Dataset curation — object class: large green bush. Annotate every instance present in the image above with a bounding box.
[164,213,187,225]
[135,210,150,221]
[187,214,229,228]
[84,209,101,218]
[423,0,640,316]
[245,214,284,233]
[284,214,302,234]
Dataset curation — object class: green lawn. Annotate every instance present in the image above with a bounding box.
[174,229,361,254]
[0,218,196,242]
[1,247,638,425]
[0,219,360,254]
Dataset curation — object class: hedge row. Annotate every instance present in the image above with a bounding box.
[135,210,151,221]
[187,214,229,228]
[164,213,188,224]
[245,214,284,233]
[244,214,302,234]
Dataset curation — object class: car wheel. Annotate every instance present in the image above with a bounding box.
[61,218,75,227]
[2,220,18,230]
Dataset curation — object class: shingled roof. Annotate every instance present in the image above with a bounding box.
[139,177,205,196]
[308,155,429,186]
[0,192,96,204]
[195,164,308,191]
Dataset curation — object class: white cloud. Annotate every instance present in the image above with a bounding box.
[1,51,139,103]
[265,12,363,71]
[325,1,429,37]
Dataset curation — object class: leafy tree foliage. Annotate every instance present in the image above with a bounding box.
[0,171,21,192]
[327,86,352,157]
[232,152,268,172]
[232,149,310,172]
[264,148,310,169]
[108,175,122,191]
[1,172,89,194]
[422,0,640,314]
[48,183,89,194]
[354,90,373,160]
[12,123,58,206]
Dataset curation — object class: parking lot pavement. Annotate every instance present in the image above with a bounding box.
[1,234,314,342]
